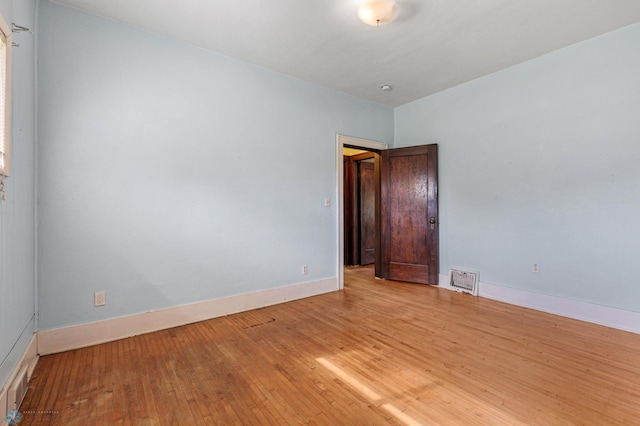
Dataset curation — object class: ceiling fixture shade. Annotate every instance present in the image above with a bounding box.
[358,0,398,27]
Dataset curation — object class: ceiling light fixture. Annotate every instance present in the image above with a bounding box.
[358,0,398,27]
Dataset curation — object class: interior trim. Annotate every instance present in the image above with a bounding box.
[37,277,338,355]
[439,274,640,334]
[336,134,389,290]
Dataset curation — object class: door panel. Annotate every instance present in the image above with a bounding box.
[359,161,375,265]
[377,144,438,285]
[343,156,358,265]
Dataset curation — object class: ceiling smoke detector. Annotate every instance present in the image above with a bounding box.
[381,85,393,91]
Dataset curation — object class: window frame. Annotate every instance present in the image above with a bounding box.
[0,12,12,177]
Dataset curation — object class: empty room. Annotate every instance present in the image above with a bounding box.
[1,0,640,424]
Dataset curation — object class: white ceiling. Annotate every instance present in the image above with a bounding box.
[50,0,640,108]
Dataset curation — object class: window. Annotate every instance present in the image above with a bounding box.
[0,13,11,177]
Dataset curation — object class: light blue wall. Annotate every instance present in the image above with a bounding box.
[37,1,393,330]
[36,1,640,334]
[0,0,36,390]
[395,23,640,312]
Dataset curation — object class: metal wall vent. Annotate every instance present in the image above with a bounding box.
[8,366,29,411]
[450,269,479,296]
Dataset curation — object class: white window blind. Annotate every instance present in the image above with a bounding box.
[0,15,10,177]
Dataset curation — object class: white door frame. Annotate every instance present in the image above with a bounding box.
[336,134,389,290]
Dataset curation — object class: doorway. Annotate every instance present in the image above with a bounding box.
[344,150,377,267]
[336,135,439,290]
[336,135,388,289]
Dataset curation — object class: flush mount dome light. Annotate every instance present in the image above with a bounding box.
[358,0,398,27]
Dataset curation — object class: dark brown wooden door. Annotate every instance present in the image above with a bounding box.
[376,144,438,284]
[359,161,375,265]
[343,156,358,266]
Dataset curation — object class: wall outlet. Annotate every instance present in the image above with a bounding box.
[302,265,308,275]
[94,291,106,306]
[532,263,540,273]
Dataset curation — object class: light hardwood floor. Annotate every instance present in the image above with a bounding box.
[20,266,640,425]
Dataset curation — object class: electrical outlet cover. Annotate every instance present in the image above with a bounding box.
[95,291,106,306]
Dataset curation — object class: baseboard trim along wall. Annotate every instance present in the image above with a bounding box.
[0,335,38,422]
[34,273,640,356]
[438,274,640,335]
[37,277,338,356]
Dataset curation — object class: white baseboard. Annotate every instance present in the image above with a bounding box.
[38,277,338,355]
[0,334,38,422]
[438,274,640,334]
[34,271,640,356]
